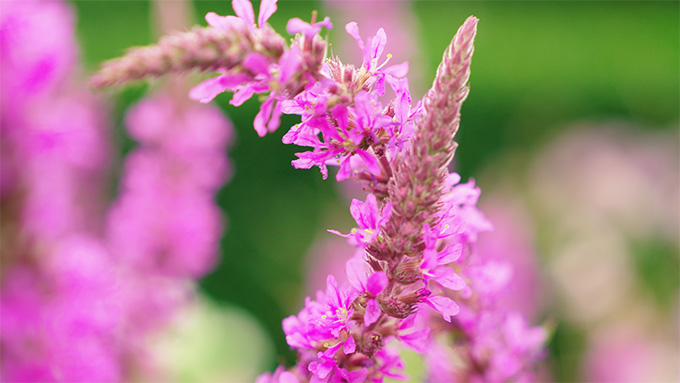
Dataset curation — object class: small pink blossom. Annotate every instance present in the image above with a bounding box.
[329,193,392,248]
[344,22,409,95]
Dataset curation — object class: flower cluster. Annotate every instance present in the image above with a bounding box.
[103,91,235,376]
[1,0,236,380]
[93,0,547,381]
[1,2,118,380]
[107,93,233,278]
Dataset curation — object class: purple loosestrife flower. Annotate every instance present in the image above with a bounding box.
[257,17,485,382]
[287,14,333,40]
[344,22,409,96]
[93,4,549,381]
[328,193,392,248]
[284,89,395,181]
[345,258,388,326]
[418,188,548,383]
[1,0,240,381]
[281,25,413,181]
[419,224,465,292]
[0,2,123,380]
[189,0,332,137]
[1,237,123,382]
[189,0,288,136]
[107,93,233,278]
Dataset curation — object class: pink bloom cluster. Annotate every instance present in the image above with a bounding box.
[425,181,547,382]
[1,1,235,381]
[102,92,234,377]
[189,0,331,137]
[1,1,120,380]
[93,0,548,381]
[107,94,233,278]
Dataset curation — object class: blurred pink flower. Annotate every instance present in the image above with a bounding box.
[107,94,233,278]
[0,0,76,114]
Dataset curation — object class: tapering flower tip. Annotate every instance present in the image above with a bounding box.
[452,16,478,57]
[437,16,478,92]
[415,15,478,147]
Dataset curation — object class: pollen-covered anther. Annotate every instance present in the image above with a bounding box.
[370,53,393,74]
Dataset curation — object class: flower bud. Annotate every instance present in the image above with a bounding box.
[394,261,421,285]
[360,331,383,358]
[400,288,430,305]
[379,295,414,319]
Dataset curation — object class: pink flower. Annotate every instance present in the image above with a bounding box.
[441,177,493,243]
[395,313,430,353]
[420,224,466,291]
[346,258,388,326]
[282,275,362,382]
[329,193,392,248]
[344,22,409,95]
[286,90,392,181]
[287,15,333,39]
[190,0,289,136]
[108,94,231,278]
[0,0,77,113]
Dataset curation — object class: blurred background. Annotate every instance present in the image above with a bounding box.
[4,0,678,381]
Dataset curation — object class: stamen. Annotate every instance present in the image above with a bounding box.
[371,53,393,73]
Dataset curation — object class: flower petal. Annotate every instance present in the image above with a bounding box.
[266,100,283,134]
[438,243,463,264]
[189,75,229,103]
[232,0,255,25]
[343,335,356,354]
[369,28,387,64]
[253,97,274,136]
[426,295,459,322]
[344,22,364,52]
[318,17,333,31]
[243,52,270,74]
[231,85,257,107]
[345,257,368,292]
[279,45,302,83]
[355,149,381,176]
[336,155,352,181]
[280,371,299,383]
[347,368,368,383]
[286,18,309,35]
[366,271,388,296]
[258,0,277,27]
[364,298,381,326]
[433,267,466,291]
[399,327,430,353]
[205,12,234,30]
[384,61,409,78]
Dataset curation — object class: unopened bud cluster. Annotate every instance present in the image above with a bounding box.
[91,25,286,89]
